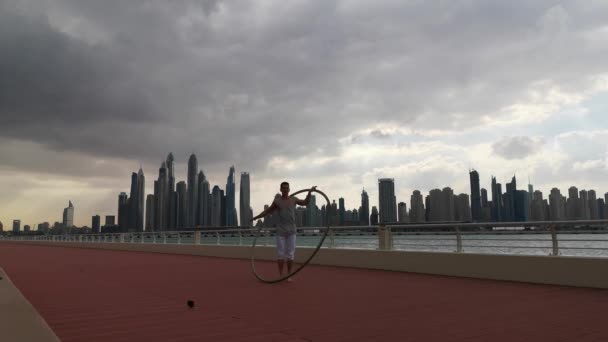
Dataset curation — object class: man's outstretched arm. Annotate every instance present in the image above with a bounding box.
[251,202,278,221]
[295,186,317,206]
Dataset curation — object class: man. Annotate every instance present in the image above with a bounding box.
[251,182,316,281]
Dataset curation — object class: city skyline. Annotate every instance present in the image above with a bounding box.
[2,2,608,227]
[5,152,608,229]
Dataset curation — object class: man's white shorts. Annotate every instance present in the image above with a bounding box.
[276,233,296,260]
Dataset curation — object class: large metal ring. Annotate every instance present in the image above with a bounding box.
[250,188,331,284]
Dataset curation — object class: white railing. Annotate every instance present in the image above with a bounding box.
[3,220,608,257]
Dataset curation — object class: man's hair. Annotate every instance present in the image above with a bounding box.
[280,181,289,188]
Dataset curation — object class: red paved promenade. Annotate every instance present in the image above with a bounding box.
[1,243,607,341]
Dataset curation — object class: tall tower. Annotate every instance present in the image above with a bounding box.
[177,181,188,228]
[197,171,210,226]
[469,170,481,221]
[378,178,397,224]
[145,194,155,231]
[491,176,503,222]
[239,172,251,227]
[360,188,370,225]
[155,162,169,231]
[226,166,236,226]
[211,186,222,226]
[166,153,176,229]
[118,192,128,230]
[409,190,426,223]
[137,168,145,231]
[187,154,198,228]
[338,198,345,225]
[63,201,74,228]
[128,172,138,231]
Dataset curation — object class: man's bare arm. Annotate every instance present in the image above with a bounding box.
[295,186,317,206]
[251,201,278,221]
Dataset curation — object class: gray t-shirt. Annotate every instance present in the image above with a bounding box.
[273,195,298,236]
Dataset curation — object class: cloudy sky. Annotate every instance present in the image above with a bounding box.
[1,0,608,228]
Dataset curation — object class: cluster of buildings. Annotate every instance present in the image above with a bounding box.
[5,165,608,234]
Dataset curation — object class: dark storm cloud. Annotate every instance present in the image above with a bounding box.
[1,0,608,176]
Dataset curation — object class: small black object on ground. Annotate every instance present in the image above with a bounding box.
[187,300,195,309]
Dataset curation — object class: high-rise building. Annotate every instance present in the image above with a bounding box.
[128,172,138,231]
[187,154,198,227]
[566,186,580,219]
[63,201,74,228]
[378,179,397,224]
[428,189,443,221]
[105,216,115,226]
[409,190,426,223]
[598,199,606,219]
[211,186,222,226]
[456,194,472,221]
[339,198,345,225]
[469,170,481,221]
[580,190,590,220]
[360,189,370,225]
[155,162,169,231]
[398,202,409,223]
[166,153,176,229]
[197,171,210,226]
[240,172,251,227]
[24,225,31,232]
[491,177,503,222]
[137,168,145,231]
[370,206,379,225]
[514,190,529,222]
[588,190,598,219]
[443,187,455,221]
[12,220,20,233]
[480,188,488,208]
[549,188,565,220]
[306,195,317,227]
[225,166,237,226]
[145,194,155,231]
[177,181,188,228]
[530,191,546,221]
[0,221,3,232]
[503,176,517,222]
[92,215,101,233]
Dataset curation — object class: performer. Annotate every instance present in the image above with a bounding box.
[251,182,316,281]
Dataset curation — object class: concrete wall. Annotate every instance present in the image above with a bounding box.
[3,240,608,289]
[0,267,61,342]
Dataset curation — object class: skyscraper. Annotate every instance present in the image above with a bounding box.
[409,190,426,223]
[428,189,443,221]
[360,189,370,225]
[92,215,101,233]
[398,202,409,223]
[197,171,210,226]
[128,172,138,230]
[63,201,74,228]
[370,206,379,225]
[187,154,198,228]
[211,186,222,226]
[469,170,481,221]
[166,153,176,229]
[580,190,590,219]
[378,178,397,224]
[480,188,488,208]
[145,194,155,231]
[504,176,517,221]
[155,162,169,231]
[177,181,188,228]
[549,188,565,220]
[137,168,145,231]
[514,190,529,222]
[239,172,251,227]
[338,198,345,225]
[225,166,237,226]
[442,187,455,221]
[491,177,503,222]
[456,194,472,222]
[12,220,20,233]
[118,192,128,230]
[588,190,598,219]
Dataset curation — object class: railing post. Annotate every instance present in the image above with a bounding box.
[177,232,182,244]
[141,233,145,244]
[550,225,559,256]
[329,228,335,248]
[455,227,463,253]
[120,233,125,243]
[378,225,392,250]
[216,232,220,245]
[194,231,201,245]
[239,231,242,246]
[163,233,167,244]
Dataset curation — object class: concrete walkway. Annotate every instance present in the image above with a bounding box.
[1,243,607,341]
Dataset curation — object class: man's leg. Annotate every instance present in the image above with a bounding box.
[276,235,286,277]
[286,233,296,281]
